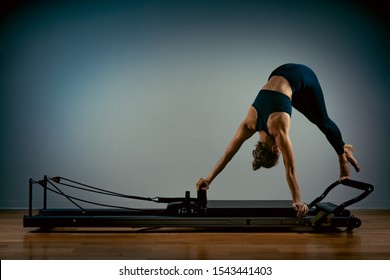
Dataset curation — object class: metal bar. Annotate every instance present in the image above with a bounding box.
[308,179,374,209]
[22,213,361,229]
[341,179,374,192]
[308,180,339,208]
[28,178,33,217]
[43,175,48,210]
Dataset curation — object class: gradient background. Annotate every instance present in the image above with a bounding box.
[0,0,389,209]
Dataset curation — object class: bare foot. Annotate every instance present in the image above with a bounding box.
[344,144,360,172]
[339,153,350,181]
[338,144,360,181]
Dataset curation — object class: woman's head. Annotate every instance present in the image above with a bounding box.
[252,141,280,170]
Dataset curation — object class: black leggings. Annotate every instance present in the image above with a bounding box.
[291,75,345,155]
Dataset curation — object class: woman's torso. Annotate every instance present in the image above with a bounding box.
[250,63,317,134]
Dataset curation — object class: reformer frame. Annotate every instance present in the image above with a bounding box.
[23,176,374,231]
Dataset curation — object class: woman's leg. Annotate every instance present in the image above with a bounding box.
[292,83,345,155]
[292,77,360,178]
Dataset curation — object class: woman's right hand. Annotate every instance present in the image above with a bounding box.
[292,202,309,218]
[196,178,210,190]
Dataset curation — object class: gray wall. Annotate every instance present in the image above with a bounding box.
[1,0,389,209]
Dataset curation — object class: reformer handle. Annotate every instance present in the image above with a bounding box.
[308,179,374,210]
[197,183,208,213]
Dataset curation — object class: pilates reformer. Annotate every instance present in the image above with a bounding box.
[23,176,373,231]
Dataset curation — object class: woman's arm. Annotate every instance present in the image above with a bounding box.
[271,114,308,217]
[274,131,308,217]
[274,130,300,202]
[196,120,255,189]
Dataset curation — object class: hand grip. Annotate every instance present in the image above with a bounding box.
[197,184,207,213]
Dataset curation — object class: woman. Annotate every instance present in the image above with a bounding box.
[196,63,360,218]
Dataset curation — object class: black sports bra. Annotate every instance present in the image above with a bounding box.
[251,89,292,135]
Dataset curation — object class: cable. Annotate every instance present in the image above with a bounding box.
[51,176,158,202]
[33,175,196,213]
[41,182,153,212]
[47,180,86,212]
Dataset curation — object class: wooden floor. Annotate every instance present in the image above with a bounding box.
[1,210,389,260]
